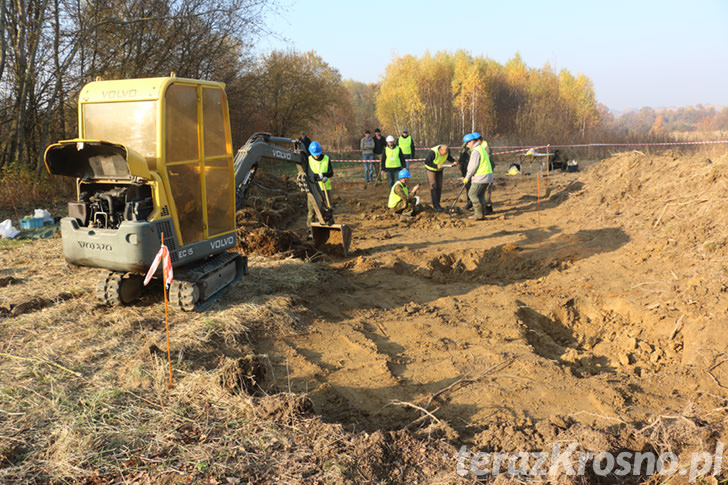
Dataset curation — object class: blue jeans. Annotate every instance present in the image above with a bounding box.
[363,154,374,182]
[386,170,397,189]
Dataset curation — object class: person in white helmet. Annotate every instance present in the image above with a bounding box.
[380,135,406,189]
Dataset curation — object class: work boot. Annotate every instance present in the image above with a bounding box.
[464,200,473,211]
[484,204,494,215]
[433,205,443,213]
[468,203,484,220]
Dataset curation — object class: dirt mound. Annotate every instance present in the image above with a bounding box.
[236,226,316,259]
[368,227,628,284]
[251,150,728,482]
[409,211,466,230]
[233,172,314,258]
[560,151,728,368]
[565,151,728,259]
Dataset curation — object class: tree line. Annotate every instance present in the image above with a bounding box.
[0,0,275,176]
[374,51,601,149]
[1,0,720,184]
[241,50,606,152]
[607,105,728,137]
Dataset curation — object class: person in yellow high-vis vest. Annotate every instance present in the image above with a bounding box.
[462,132,494,220]
[305,141,334,238]
[380,135,406,189]
[388,169,420,216]
[423,144,457,212]
[397,129,415,170]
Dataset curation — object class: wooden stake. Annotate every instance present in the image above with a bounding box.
[162,232,173,389]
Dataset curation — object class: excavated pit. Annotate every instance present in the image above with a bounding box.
[246,152,728,458]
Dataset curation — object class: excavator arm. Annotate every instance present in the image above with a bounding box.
[233,133,352,255]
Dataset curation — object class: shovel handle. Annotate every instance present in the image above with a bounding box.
[449,184,467,217]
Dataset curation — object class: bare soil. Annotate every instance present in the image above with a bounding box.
[1,152,728,483]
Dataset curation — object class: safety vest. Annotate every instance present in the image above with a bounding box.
[426,145,449,172]
[473,143,493,176]
[308,155,332,190]
[384,146,403,169]
[388,181,409,208]
[398,135,413,156]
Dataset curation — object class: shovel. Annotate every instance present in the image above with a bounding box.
[449,184,467,218]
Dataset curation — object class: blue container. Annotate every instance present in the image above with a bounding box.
[20,217,44,229]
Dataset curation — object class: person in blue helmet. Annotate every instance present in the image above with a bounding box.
[387,168,420,216]
[462,132,494,220]
[305,141,334,238]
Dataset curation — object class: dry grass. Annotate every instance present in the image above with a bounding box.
[0,241,463,483]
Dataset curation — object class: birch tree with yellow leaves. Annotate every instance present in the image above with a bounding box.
[376,50,601,146]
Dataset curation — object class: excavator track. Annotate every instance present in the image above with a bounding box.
[168,251,247,312]
[95,271,143,306]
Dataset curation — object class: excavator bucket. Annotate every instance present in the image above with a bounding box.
[310,223,353,257]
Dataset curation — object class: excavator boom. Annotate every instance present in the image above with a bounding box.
[233,133,352,256]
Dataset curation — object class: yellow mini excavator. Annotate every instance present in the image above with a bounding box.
[44,75,352,311]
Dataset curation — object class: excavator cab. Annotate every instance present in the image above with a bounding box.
[45,76,245,310]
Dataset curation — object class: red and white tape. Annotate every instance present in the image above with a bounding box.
[325,140,727,162]
[330,158,426,163]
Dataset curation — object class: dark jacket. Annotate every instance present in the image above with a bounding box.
[300,135,312,151]
[458,145,470,177]
[373,134,386,155]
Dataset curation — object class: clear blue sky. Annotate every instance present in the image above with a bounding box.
[257,0,728,113]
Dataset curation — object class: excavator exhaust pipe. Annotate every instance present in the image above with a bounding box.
[310,223,353,257]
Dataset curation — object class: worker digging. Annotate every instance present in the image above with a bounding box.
[462,132,494,220]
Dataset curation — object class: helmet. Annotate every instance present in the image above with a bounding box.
[398,169,411,179]
[386,135,395,142]
[309,141,322,156]
[463,133,476,143]
[471,132,481,140]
